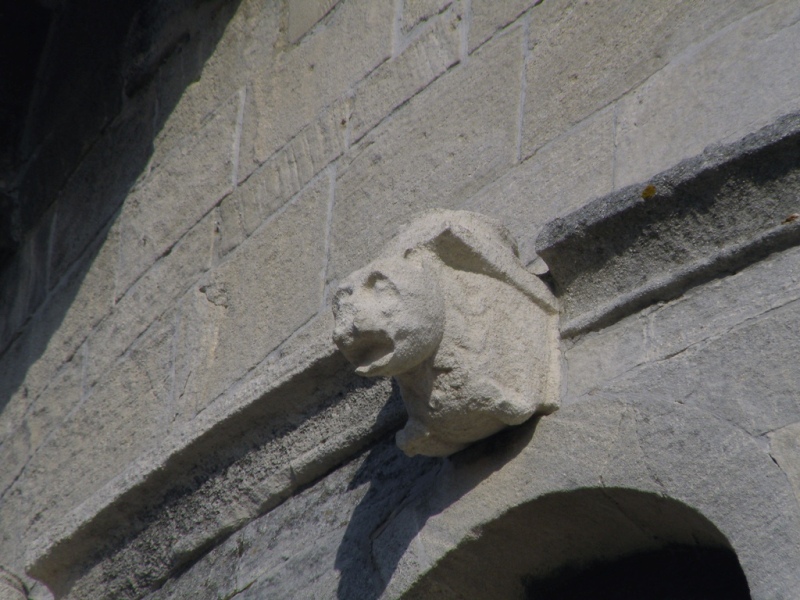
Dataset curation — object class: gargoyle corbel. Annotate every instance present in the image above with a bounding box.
[332,210,559,457]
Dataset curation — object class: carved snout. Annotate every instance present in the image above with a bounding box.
[332,258,445,377]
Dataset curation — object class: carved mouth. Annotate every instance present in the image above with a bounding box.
[341,330,396,376]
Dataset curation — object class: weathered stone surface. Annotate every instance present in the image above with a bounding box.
[117,92,239,297]
[400,0,452,35]
[577,301,800,438]
[615,0,800,188]
[469,0,541,52]
[330,27,523,284]
[144,436,439,600]
[288,0,340,43]
[18,319,174,548]
[466,106,614,264]
[770,422,800,505]
[150,0,279,168]
[0,567,27,600]
[566,244,800,407]
[179,174,328,410]
[538,113,800,336]
[49,92,155,286]
[333,210,559,456]
[0,213,51,352]
[222,98,348,257]
[350,9,461,144]
[0,353,83,508]
[239,0,393,178]
[28,351,408,600]
[521,0,773,159]
[86,211,215,387]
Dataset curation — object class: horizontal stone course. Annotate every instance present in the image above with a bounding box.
[117,92,239,298]
[239,0,393,181]
[87,211,216,388]
[614,0,800,188]
[350,8,461,145]
[330,26,523,285]
[520,0,774,160]
[179,174,329,411]
[466,107,614,265]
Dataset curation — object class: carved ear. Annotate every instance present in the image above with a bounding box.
[428,224,558,315]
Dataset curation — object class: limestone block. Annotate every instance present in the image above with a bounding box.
[151,0,281,167]
[0,567,27,600]
[49,92,155,284]
[330,27,522,283]
[117,92,239,297]
[469,0,541,52]
[465,107,614,264]
[770,422,800,505]
[288,0,340,43]
[18,319,174,545]
[400,0,452,35]
[86,211,215,387]
[0,354,83,510]
[333,210,559,456]
[350,9,461,144]
[614,0,800,188]
[27,222,117,391]
[222,96,349,256]
[521,0,774,159]
[239,0,392,178]
[179,175,328,410]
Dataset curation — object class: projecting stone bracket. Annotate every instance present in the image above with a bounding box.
[333,210,560,457]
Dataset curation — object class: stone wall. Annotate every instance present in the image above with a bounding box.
[1,1,799,598]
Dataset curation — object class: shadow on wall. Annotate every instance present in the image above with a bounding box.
[403,487,750,599]
[335,415,542,599]
[0,0,242,429]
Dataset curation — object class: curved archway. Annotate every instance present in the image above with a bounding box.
[370,399,800,598]
[403,488,750,599]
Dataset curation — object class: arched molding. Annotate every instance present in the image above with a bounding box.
[374,398,800,599]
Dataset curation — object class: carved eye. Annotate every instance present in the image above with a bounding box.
[365,272,395,294]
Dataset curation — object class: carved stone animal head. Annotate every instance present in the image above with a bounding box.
[332,257,445,377]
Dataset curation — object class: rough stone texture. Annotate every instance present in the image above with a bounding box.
[469,0,541,52]
[87,211,216,388]
[615,0,800,188]
[10,319,173,552]
[288,0,341,43]
[142,397,800,599]
[117,92,239,297]
[538,113,800,336]
[222,97,348,258]
[350,9,461,145]
[521,0,774,160]
[465,106,614,264]
[770,423,800,506]
[177,174,329,417]
[239,0,393,179]
[330,26,522,284]
[0,567,27,600]
[333,211,559,456]
[49,93,156,287]
[400,0,452,35]
[144,436,440,600]
[3,1,800,598]
[26,352,407,600]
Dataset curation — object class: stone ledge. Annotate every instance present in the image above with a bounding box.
[25,313,405,600]
[537,111,800,337]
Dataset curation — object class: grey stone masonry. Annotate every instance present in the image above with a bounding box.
[537,112,800,337]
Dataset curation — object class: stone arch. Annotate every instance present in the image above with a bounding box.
[402,487,750,599]
[372,398,800,599]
